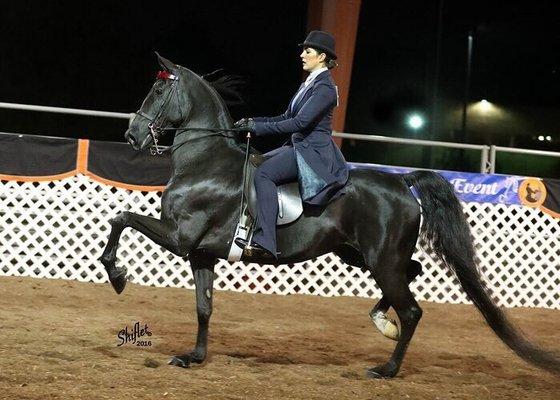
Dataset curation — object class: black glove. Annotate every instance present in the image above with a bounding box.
[234,118,249,128]
[233,118,255,133]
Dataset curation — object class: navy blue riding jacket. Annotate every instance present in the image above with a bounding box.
[252,70,349,205]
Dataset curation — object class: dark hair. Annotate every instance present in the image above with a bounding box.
[325,57,338,70]
[305,46,338,69]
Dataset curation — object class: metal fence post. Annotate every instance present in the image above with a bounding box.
[480,146,489,173]
[489,145,496,174]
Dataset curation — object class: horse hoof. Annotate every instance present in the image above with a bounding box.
[109,268,128,295]
[366,369,385,379]
[366,363,398,379]
[168,356,190,368]
[370,311,400,341]
[381,320,400,341]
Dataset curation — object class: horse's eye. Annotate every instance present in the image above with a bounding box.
[155,88,163,95]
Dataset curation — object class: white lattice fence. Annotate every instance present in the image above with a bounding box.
[1,174,558,309]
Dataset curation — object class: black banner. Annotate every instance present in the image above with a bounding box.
[87,140,171,187]
[0,132,78,177]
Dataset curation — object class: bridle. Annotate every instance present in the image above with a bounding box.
[134,70,242,155]
[135,70,189,155]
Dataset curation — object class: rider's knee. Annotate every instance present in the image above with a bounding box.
[254,169,274,187]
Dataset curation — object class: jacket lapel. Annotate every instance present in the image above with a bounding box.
[292,70,330,114]
[289,82,305,114]
[292,83,314,113]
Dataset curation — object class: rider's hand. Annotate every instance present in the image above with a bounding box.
[233,118,255,133]
[234,118,249,128]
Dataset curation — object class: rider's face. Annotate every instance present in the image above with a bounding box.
[300,47,326,72]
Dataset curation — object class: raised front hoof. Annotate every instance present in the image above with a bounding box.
[106,267,128,295]
[366,362,399,379]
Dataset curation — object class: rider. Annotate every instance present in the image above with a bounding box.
[234,30,349,259]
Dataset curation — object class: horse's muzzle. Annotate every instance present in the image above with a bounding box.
[125,131,138,149]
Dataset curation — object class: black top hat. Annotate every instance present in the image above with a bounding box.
[299,30,337,60]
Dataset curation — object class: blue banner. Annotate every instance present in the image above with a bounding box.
[348,163,525,205]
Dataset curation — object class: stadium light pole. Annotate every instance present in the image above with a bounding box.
[460,30,474,143]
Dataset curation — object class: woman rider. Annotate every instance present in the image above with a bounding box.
[234,30,349,259]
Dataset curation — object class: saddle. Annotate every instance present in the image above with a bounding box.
[228,152,303,262]
[245,154,303,226]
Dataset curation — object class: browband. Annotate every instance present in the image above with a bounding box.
[156,70,178,81]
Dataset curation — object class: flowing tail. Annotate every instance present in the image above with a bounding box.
[403,170,560,374]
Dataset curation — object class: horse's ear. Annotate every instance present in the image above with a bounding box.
[155,51,175,72]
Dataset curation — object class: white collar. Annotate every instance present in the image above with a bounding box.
[304,67,328,87]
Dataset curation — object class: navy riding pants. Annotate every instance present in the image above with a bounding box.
[252,147,298,256]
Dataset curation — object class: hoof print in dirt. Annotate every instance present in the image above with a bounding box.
[144,358,160,368]
[340,370,362,380]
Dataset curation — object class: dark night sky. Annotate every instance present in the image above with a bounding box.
[1,1,559,157]
[346,1,560,147]
[0,1,308,150]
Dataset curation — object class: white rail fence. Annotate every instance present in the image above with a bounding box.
[488,145,560,174]
[333,132,491,173]
[1,174,558,309]
[0,101,134,122]
[3,100,560,173]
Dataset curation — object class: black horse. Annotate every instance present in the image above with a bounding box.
[100,54,560,378]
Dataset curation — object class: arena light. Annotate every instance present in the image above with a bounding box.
[479,99,491,111]
[407,114,425,130]
[473,99,496,114]
[538,135,545,141]
[546,136,552,141]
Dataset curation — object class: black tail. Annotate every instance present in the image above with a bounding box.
[403,170,560,374]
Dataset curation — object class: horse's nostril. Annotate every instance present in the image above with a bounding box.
[125,132,136,146]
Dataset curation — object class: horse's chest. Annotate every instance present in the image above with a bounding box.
[161,187,195,217]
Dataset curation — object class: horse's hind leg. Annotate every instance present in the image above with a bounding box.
[99,211,180,294]
[169,252,216,368]
[369,259,422,340]
[372,259,422,314]
[367,259,423,378]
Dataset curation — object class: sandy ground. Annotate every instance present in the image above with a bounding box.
[0,275,558,400]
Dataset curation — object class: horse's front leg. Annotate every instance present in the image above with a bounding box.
[169,251,216,368]
[99,211,181,294]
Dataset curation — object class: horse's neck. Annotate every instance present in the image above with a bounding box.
[168,70,247,177]
[184,95,230,129]
[172,130,241,163]
[183,69,232,129]
[170,78,244,176]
